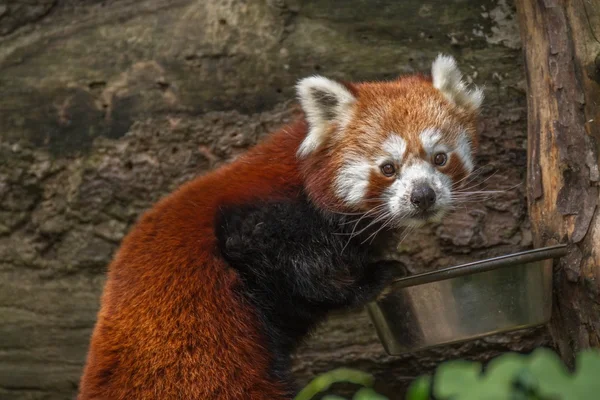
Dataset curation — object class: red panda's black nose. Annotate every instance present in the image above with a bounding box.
[410,183,436,211]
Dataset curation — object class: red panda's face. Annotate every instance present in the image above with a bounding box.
[297,55,484,228]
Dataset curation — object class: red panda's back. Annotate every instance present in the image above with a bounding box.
[77,189,287,399]
[77,124,307,399]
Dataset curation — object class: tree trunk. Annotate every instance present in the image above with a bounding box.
[516,0,600,364]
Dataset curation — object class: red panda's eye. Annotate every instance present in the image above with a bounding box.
[380,163,396,177]
[433,153,448,166]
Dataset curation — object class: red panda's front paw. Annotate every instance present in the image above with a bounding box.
[350,260,405,305]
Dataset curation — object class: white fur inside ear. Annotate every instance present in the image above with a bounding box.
[296,76,356,158]
[431,54,484,111]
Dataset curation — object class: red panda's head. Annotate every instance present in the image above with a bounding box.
[296,54,484,227]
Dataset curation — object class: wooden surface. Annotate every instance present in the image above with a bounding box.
[516,0,600,363]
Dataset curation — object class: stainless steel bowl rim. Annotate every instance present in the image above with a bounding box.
[390,244,568,289]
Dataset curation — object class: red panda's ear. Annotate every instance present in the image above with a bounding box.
[295,76,357,158]
[431,54,484,112]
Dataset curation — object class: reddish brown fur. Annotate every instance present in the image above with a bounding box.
[301,76,479,212]
[365,170,394,208]
[441,153,469,185]
[78,122,308,400]
[79,72,480,399]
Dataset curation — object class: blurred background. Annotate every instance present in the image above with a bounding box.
[0,1,547,399]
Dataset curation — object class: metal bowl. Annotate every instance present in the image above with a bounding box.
[367,245,568,355]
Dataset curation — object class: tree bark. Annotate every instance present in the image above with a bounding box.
[516,0,600,364]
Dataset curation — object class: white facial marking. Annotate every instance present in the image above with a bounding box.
[384,159,453,227]
[419,128,443,154]
[335,158,371,205]
[431,54,484,111]
[382,134,407,162]
[456,133,474,174]
[296,76,356,158]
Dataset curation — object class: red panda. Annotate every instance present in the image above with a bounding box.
[77,54,483,399]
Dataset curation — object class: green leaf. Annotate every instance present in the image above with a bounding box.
[322,396,348,400]
[570,349,600,399]
[294,368,375,400]
[353,387,389,400]
[483,352,528,385]
[433,357,523,400]
[511,368,539,396]
[405,376,431,400]
[298,349,600,400]
[481,352,533,398]
[526,347,572,399]
[434,360,482,399]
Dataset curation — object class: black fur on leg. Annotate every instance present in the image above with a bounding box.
[214,195,396,386]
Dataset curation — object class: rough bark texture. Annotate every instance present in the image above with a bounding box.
[515,0,600,365]
[0,1,552,399]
